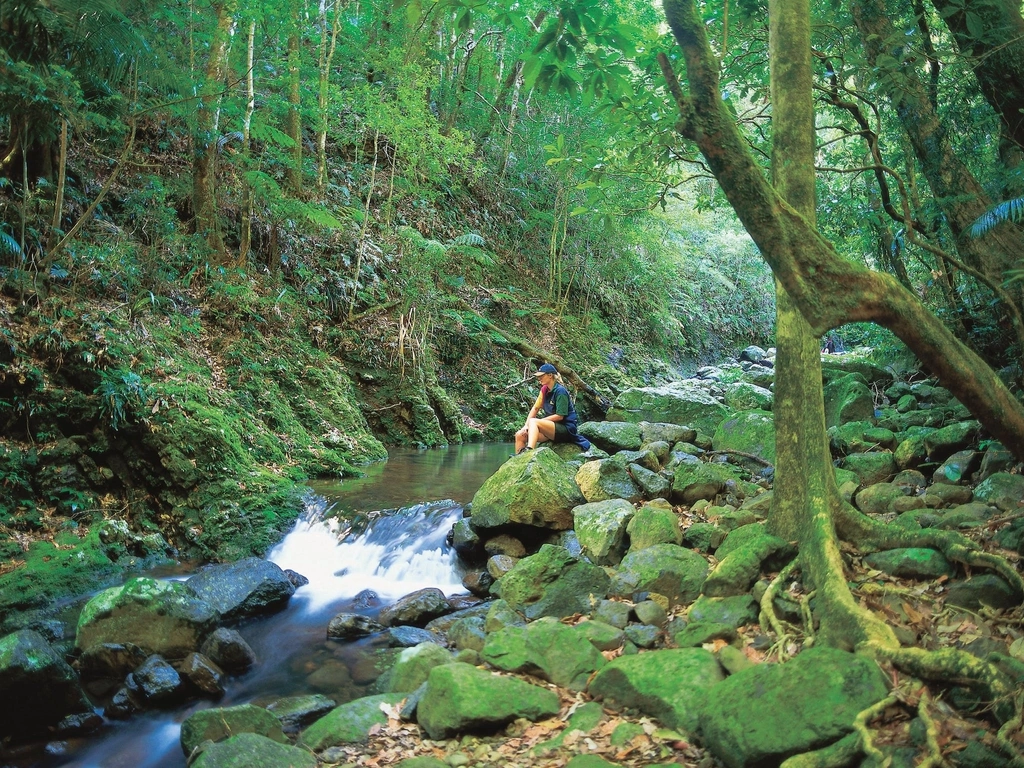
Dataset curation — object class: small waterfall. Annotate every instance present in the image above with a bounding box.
[268,496,467,612]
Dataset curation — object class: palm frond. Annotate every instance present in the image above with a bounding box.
[0,230,22,256]
[968,196,1024,239]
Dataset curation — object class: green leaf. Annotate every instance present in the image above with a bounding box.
[964,11,984,39]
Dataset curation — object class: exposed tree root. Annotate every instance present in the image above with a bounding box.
[995,691,1024,768]
[853,695,899,767]
[760,559,799,657]
[778,732,861,768]
[916,691,945,768]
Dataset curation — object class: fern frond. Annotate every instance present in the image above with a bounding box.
[451,232,485,247]
[0,231,22,256]
[968,196,1024,239]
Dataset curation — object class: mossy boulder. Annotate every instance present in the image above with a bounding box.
[185,557,295,622]
[855,482,910,515]
[572,499,635,565]
[575,460,642,504]
[382,642,454,693]
[823,373,874,428]
[482,617,607,690]
[712,410,775,471]
[924,421,981,462]
[626,506,682,552]
[416,662,561,740]
[191,732,317,768]
[893,428,936,470]
[469,448,584,531]
[640,422,697,445]
[613,544,708,606]
[863,549,955,579]
[841,452,897,486]
[298,692,406,750]
[608,383,731,435]
[721,382,773,412]
[973,472,1024,512]
[75,577,218,658]
[700,647,889,768]
[587,648,724,733]
[180,704,287,758]
[688,595,759,627]
[628,463,671,499]
[702,530,792,598]
[497,545,611,619]
[0,629,93,738]
[265,694,337,734]
[672,462,744,505]
[577,422,643,453]
[378,588,450,628]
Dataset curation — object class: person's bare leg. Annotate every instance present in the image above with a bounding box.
[514,428,528,453]
[527,418,557,448]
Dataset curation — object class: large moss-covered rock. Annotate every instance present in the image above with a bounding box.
[382,642,454,693]
[482,617,606,690]
[702,531,792,598]
[180,704,287,758]
[378,588,450,628]
[712,411,775,471]
[823,373,874,428]
[469,448,584,531]
[577,422,643,453]
[416,662,561,739]
[0,629,93,737]
[626,505,682,552]
[863,549,955,579]
[613,544,708,606]
[974,472,1024,512]
[841,452,897,486]
[640,422,697,446]
[721,382,773,412]
[498,544,610,619]
[587,648,724,733]
[924,421,981,462]
[266,694,337,734]
[672,462,744,505]
[573,499,635,565]
[298,693,406,750]
[855,482,910,515]
[688,595,759,627]
[575,460,642,504]
[75,577,217,657]
[191,733,317,768]
[700,647,889,768]
[608,383,731,435]
[893,428,936,470]
[185,558,295,622]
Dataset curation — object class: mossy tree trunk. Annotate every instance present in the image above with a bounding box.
[659,0,1024,461]
[285,0,303,196]
[192,0,238,258]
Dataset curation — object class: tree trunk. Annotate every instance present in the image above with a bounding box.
[193,0,238,258]
[659,0,1024,460]
[239,18,256,266]
[285,0,303,196]
[317,0,342,195]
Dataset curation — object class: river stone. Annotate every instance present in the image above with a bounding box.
[608,383,732,435]
[681,521,724,553]
[185,558,295,622]
[424,603,491,636]
[928,483,973,506]
[671,621,738,648]
[379,626,444,648]
[714,523,769,560]
[587,648,724,733]
[933,450,980,485]
[200,628,257,673]
[574,620,625,651]
[446,616,486,652]
[484,600,526,633]
[626,505,682,552]
[688,595,759,628]
[130,654,184,705]
[577,421,643,452]
[924,421,981,462]
[417,663,561,739]
[482,616,606,690]
[266,694,337,734]
[573,499,635,565]
[575,460,642,504]
[700,646,890,768]
[0,630,93,737]
[641,422,697,446]
[382,642,454,693]
[822,358,892,386]
[180,703,287,758]
[628,463,671,499]
[613,544,709,607]
[592,599,632,629]
[823,373,875,429]
[609,448,661,474]
[486,554,519,580]
[77,642,149,680]
[378,588,450,628]
[863,549,955,579]
[327,613,385,640]
[945,575,1023,610]
[633,600,668,627]
[973,472,1024,511]
[298,692,405,749]
[180,652,225,696]
[855,482,909,515]
[977,442,1014,482]
[672,462,744,505]
[75,577,218,658]
[893,429,936,470]
[721,382,774,412]
[469,447,584,531]
[702,531,791,598]
[191,732,317,768]
[623,624,661,648]
[938,502,998,529]
[841,452,896,486]
[712,410,775,470]
[497,544,611,619]
[484,534,527,558]
[450,519,480,559]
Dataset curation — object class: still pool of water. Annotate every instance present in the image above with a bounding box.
[5,443,511,768]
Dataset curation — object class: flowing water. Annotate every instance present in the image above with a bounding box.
[9,444,511,768]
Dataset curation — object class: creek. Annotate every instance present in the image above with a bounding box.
[17,443,511,768]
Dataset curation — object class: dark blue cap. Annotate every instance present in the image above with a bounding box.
[533,363,558,376]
